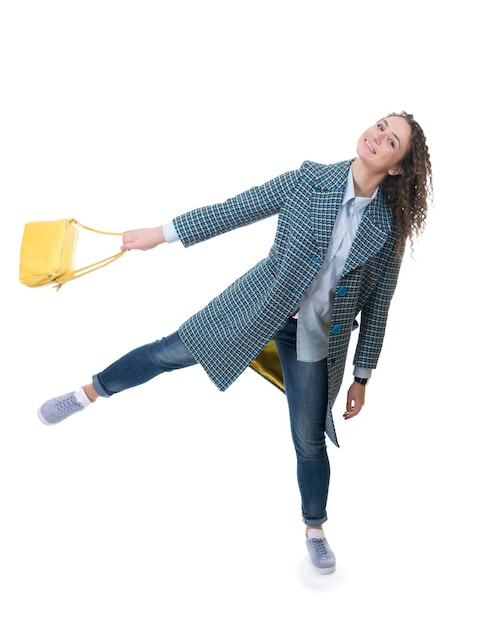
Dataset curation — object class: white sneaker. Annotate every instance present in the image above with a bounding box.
[38,389,90,425]
[306,529,336,574]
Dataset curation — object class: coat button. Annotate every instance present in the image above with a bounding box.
[331,325,341,335]
[337,286,347,296]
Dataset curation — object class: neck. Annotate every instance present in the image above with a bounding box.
[351,159,385,198]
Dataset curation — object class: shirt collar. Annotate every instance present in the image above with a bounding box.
[342,168,378,213]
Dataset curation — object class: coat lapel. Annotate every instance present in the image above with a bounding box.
[342,192,393,276]
[310,161,350,258]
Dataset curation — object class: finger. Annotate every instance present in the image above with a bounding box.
[343,406,354,419]
[121,233,137,250]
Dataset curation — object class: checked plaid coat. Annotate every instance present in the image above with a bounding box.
[174,159,403,446]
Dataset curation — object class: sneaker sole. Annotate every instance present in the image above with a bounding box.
[312,564,336,575]
[37,408,56,426]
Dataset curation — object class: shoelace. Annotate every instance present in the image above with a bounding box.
[309,538,332,557]
[54,395,82,417]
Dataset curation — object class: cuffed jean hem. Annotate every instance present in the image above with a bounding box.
[303,514,328,526]
[92,374,111,398]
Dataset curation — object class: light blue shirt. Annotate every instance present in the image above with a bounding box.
[163,220,180,243]
[163,168,376,378]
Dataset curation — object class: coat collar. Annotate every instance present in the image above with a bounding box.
[312,159,352,192]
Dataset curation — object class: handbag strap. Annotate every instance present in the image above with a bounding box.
[73,219,125,238]
[54,219,126,289]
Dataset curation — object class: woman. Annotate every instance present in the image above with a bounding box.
[38,112,433,574]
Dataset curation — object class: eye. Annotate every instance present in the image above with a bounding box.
[377,123,384,131]
[388,137,395,148]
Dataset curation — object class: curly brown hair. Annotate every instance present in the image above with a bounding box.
[380,111,433,252]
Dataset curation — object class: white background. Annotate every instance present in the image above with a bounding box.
[1,1,483,624]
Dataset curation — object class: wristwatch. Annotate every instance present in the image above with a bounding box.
[354,377,368,385]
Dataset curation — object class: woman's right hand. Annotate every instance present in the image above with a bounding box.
[121,226,166,251]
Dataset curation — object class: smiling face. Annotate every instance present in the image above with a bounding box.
[356,116,412,176]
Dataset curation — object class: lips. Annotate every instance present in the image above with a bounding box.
[365,139,376,154]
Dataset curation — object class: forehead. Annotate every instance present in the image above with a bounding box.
[383,115,412,135]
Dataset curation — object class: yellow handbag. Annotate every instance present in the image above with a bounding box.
[19,219,126,290]
[250,340,285,392]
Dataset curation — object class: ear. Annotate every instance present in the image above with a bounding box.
[388,166,403,176]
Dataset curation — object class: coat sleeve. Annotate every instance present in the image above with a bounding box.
[353,238,404,370]
[172,168,301,247]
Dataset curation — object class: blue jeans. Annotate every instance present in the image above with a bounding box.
[92,318,329,526]
[92,330,197,396]
[274,318,329,526]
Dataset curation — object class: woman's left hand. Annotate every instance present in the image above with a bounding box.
[343,381,366,419]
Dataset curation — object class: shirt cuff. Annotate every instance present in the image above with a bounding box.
[163,221,180,243]
[353,366,372,379]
